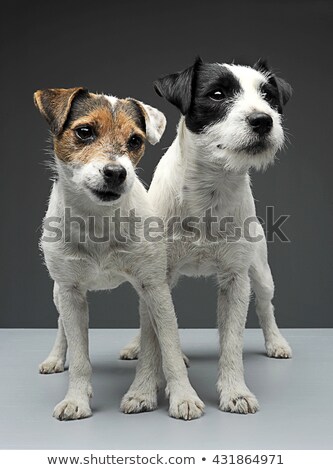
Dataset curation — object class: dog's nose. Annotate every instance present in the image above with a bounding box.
[102,165,127,186]
[247,113,273,135]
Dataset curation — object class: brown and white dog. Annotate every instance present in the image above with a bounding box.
[35,87,204,420]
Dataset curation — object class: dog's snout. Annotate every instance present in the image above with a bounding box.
[247,112,273,135]
[103,165,127,186]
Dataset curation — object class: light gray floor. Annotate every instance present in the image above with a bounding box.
[0,329,332,450]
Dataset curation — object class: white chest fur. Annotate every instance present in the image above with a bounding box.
[149,121,258,278]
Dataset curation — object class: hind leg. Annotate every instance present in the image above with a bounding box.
[39,283,68,374]
[250,246,292,359]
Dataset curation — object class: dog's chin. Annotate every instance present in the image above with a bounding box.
[220,140,277,172]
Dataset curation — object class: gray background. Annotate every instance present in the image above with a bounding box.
[1,0,332,328]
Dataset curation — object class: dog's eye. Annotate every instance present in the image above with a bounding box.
[207,90,225,101]
[75,126,95,142]
[128,134,143,151]
[261,85,276,102]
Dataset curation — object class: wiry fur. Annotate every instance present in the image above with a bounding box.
[121,60,293,414]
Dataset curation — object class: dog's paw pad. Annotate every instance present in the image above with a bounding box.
[53,399,92,421]
[169,395,205,420]
[219,391,259,414]
[120,392,157,414]
[266,340,292,359]
[39,358,65,374]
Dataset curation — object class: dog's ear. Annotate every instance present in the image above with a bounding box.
[153,57,203,115]
[253,59,292,107]
[131,100,167,145]
[274,77,292,106]
[34,87,88,135]
[253,58,270,74]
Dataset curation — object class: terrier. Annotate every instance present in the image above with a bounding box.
[121,59,293,413]
[34,87,204,420]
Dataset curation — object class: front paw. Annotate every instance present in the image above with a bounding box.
[168,387,205,420]
[53,397,92,421]
[120,390,158,414]
[219,387,259,414]
[266,338,292,359]
[39,357,65,374]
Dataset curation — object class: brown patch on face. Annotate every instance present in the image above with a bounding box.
[54,95,146,166]
[34,87,87,135]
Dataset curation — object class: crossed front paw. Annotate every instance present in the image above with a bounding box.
[53,397,92,421]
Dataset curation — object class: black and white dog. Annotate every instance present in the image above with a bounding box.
[121,58,292,414]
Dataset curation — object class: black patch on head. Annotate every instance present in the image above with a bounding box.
[185,63,241,133]
[260,80,282,113]
[154,59,241,133]
[155,58,292,133]
[154,57,203,116]
[122,100,146,134]
[254,59,292,113]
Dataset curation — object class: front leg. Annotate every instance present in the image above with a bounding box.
[217,270,259,414]
[52,285,92,420]
[137,282,204,420]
